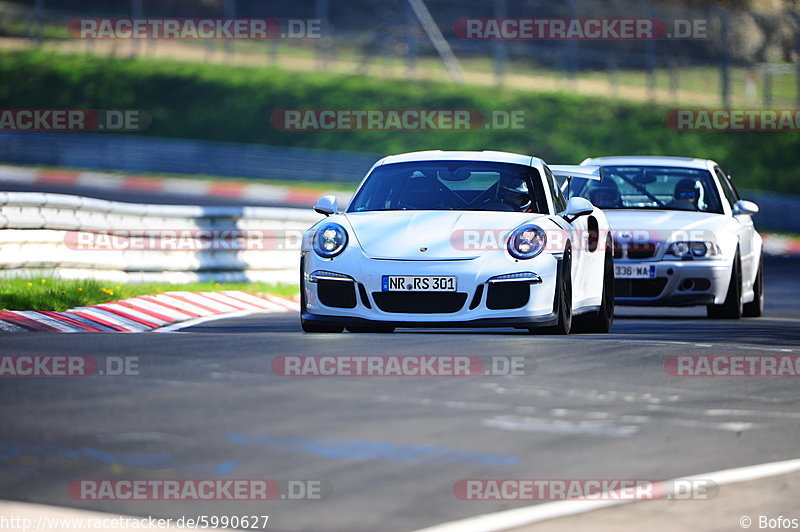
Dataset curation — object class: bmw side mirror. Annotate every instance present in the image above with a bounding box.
[564,196,594,221]
[733,200,759,216]
[314,195,339,216]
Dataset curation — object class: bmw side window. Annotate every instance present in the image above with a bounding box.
[715,167,738,210]
[722,168,741,201]
[545,166,567,213]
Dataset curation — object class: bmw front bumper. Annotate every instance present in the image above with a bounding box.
[614,259,732,306]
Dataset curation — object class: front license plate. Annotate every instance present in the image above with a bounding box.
[382,276,457,292]
[614,264,656,279]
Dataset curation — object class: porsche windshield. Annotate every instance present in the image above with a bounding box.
[347,161,549,213]
[567,165,723,214]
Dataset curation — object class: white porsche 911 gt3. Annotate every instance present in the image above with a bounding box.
[300,150,614,334]
[569,156,764,319]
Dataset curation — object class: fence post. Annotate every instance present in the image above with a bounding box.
[791,10,800,107]
[315,0,330,69]
[763,65,773,107]
[669,58,679,101]
[639,0,656,101]
[493,0,507,85]
[33,0,44,43]
[405,0,418,77]
[223,0,236,59]
[711,7,731,108]
[131,0,142,57]
[566,0,578,87]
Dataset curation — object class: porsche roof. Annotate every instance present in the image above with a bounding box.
[580,156,714,170]
[377,150,542,167]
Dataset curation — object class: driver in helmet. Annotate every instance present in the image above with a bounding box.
[498,177,532,211]
[669,178,700,211]
[589,182,622,208]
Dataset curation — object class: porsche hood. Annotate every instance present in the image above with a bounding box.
[343,210,545,260]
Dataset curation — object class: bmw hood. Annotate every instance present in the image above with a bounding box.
[344,210,541,260]
[604,209,730,244]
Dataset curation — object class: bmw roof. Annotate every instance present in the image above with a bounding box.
[580,155,714,170]
[377,150,542,167]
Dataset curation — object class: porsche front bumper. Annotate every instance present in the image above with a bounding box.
[301,251,562,328]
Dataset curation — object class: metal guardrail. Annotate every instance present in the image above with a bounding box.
[0,131,380,184]
[0,192,322,284]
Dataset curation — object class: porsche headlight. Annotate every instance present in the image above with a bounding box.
[507,224,547,260]
[666,241,721,259]
[313,223,348,258]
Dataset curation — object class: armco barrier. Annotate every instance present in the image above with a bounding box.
[0,192,322,284]
[0,131,380,184]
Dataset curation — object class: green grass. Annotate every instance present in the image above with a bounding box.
[0,277,298,312]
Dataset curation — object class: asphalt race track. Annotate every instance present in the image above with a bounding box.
[1,256,798,532]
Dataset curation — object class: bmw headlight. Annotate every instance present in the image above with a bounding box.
[507,224,547,260]
[313,223,348,258]
[666,241,721,259]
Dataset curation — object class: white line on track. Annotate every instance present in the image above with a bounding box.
[412,457,800,532]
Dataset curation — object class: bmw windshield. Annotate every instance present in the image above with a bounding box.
[567,165,723,214]
[347,161,549,214]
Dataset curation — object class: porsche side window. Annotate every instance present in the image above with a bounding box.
[544,166,567,213]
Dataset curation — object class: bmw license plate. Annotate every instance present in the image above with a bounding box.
[614,264,656,279]
[382,276,457,292]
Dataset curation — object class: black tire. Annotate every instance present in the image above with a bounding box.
[573,242,614,333]
[707,250,743,319]
[346,326,395,333]
[742,254,764,318]
[536,247,573,335]
[300,257,344,333]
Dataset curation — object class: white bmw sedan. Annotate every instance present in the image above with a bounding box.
[300,150,614,334]
[570,156,763,319]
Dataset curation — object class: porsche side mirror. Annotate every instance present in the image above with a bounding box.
[564,196,594,221]
[733,200,759,216]
[314,195,339,216]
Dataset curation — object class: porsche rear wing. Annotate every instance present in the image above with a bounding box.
[549,165,604,182]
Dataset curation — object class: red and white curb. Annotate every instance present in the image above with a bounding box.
[0,291,300,333]
[0,164,352,206]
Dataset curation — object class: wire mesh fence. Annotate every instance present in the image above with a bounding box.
[2,0,798,107]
